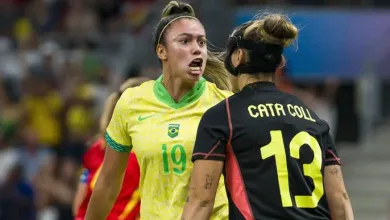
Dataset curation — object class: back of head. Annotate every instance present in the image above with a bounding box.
[244,14,298,48]
[224,13,298,77]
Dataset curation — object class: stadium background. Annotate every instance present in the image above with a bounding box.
[0,0,389,219]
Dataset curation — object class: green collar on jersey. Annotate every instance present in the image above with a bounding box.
[153,75,206,109]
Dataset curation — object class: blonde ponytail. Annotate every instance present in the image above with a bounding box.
[203,51,232,91]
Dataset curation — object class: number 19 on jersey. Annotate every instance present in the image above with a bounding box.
[162,144,187,175]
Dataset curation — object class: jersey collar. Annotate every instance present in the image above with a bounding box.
[243,81,278,92]
[153,75,206,109]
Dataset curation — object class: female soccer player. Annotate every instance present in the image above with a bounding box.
[85,1,232,220]
[73,77,150,220]
[183,14,354,220]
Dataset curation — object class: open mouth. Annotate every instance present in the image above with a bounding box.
[189,58,203,70]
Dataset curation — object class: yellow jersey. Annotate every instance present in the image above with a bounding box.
[106,76,232,220]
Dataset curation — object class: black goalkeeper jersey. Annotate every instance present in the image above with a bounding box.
[192,82,341,220]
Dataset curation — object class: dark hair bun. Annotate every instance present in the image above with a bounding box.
[161,1,195,18]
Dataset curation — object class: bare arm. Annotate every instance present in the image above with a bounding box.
[73,181,87,216]
[181,160,224,220]
[85,146,129,220]
[324,165,354,220]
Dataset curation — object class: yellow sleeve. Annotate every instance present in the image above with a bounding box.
[220,90,233,98]
[105,90,132,153]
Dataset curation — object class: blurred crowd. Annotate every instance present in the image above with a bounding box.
[234,0,390,6]
[0,0,365,219]
[0,0,160,219]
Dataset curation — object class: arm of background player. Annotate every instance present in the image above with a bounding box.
[85,91,132,220]
[85,147,129,220]
[72,169,89,216]
[323,132,354,220]
[181,102,229,220]
[182,160,224,220]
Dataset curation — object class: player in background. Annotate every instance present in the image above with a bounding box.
[182,14,354,220]
[73,77,150,220]
[85,1,233,219]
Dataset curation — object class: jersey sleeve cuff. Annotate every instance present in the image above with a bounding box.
[192,153,226,162]
[105,132,132,153]
[324,159,342,166]
[325,149,341,166]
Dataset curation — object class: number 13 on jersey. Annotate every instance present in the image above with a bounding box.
[261,130,324,208]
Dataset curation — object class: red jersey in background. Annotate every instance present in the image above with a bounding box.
[76,138,141,220]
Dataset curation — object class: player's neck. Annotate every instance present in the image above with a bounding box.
[238,73,274,91]
[162,75,195,103]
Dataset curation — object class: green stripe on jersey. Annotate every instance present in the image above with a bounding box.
[105,132,132,153]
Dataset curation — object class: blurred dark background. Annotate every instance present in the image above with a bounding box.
[0,0,389,219]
